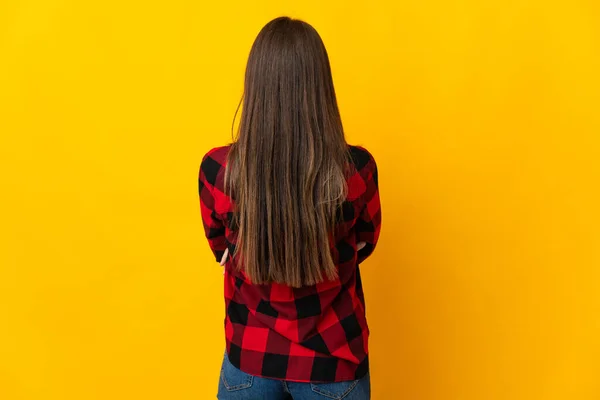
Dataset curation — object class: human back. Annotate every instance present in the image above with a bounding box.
[225,16,350,288]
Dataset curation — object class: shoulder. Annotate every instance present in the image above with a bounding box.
[346,145,378,200]
[202,145,231,165]
[199,145,231,186]
[348,145,377,173]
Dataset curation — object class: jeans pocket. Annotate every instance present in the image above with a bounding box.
[310,379,360,399]
[220,353,253,392]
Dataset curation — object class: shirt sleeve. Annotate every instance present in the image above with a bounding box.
[198,153,227,263]
[355,153,381,264]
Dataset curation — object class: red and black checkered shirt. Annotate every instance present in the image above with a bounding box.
[198,145,381,383]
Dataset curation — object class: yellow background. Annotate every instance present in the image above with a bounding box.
[1,1,599,399]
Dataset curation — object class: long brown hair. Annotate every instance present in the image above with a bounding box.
[226,17,349,288]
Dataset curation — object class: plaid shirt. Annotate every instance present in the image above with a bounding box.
[198,145,381,383]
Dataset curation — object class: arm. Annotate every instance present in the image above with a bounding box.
[199,153,228,263]
[356,154,381,264]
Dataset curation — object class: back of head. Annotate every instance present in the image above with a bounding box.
[226,17,349,288]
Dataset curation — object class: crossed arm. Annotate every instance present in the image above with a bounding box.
[216,241,367,268]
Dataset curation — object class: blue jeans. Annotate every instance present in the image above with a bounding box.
[217,353,371,399]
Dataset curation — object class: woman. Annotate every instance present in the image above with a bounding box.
[199,16,381,399]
